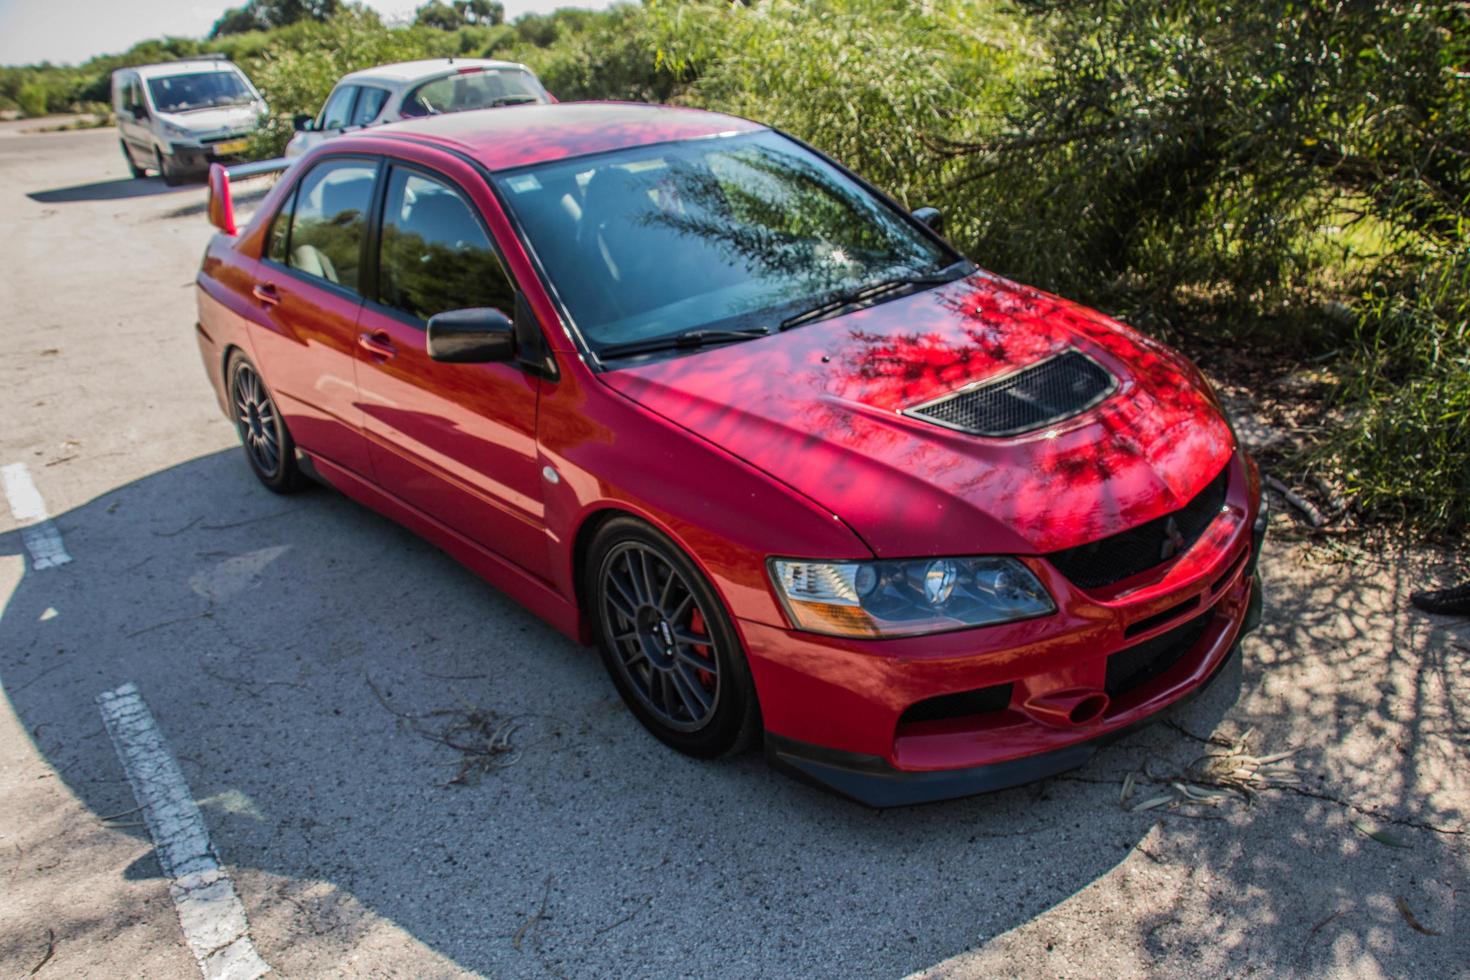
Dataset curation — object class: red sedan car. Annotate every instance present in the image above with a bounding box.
[196,103,1265,806]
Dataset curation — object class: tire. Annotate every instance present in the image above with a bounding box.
[587,517,761,758]
[226,352,306,494]
[155,148,183,186]
[120,140,145,179]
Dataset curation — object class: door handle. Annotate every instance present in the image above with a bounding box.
[358,330,397,360]
[252,282,280,307]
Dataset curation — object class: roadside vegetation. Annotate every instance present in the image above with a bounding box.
[3,0,1464,536]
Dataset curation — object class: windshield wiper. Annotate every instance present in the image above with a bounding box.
[598,327,770,360]
[489,95,540,107]
[779,264,970,331]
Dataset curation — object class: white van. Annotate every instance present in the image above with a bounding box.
[113,59,267,185]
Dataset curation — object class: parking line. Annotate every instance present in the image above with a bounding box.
[2,461,72,569]
[97,683,272,980]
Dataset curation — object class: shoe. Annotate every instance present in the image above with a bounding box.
[1409,581,1470,616]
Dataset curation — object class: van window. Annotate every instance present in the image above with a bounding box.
[147,71,252,112]
[286,160,376,292]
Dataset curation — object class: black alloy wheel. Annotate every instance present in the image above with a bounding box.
[589,518,760,757]
[228,353,305,494]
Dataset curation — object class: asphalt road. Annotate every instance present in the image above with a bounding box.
[1,121,1467,979]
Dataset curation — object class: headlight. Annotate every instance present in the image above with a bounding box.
[160,120,195,141]
[769,556,1055,638]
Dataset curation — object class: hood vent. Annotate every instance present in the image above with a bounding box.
[902,349,1117,437]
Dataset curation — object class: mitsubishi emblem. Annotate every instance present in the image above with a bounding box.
[1160,516,1187,561]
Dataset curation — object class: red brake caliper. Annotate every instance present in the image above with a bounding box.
[688,608,716,691]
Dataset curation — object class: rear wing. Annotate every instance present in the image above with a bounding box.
[207,158,292,235]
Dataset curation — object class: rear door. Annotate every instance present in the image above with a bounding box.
[352,160,550,578]
[247,156,379,477]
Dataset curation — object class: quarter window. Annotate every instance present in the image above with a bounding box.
[285,160,376,292]
[376,167,514,322]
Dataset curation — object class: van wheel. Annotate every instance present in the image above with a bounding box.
[155,148,183,187]
[120,140,145,179]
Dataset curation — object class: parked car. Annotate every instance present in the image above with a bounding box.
[197,103,1265,806]
[113,58,266,185]
[283,58,551,159]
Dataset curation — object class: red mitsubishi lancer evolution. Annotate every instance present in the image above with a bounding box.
[196,103,1265,806]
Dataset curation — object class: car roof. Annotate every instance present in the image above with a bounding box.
[128,61,245,81]
[359,101,766,172]
[339,58,529,87]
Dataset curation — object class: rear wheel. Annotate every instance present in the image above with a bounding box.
[587,518,761,758]
[227,352,305,494]
[120,140,145,179]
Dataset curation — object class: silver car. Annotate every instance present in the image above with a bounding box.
[284,58,552,159]
[113,59,267,184]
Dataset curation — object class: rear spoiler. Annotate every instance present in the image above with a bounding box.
[207,157,292,235]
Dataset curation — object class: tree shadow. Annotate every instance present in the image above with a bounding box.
[0,449,1247,976]
[27,176,199,204]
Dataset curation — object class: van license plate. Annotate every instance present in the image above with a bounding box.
[214,139,249,155]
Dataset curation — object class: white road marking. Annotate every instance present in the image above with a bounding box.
[97,683,272,980]
[2,462,72,569]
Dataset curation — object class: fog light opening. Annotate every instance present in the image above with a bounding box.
[1068,694,1108,725]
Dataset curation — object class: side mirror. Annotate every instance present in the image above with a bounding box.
[292,113,314,132]
[133,103,149,120]
[912,206,944,233]
[427,308,515,363]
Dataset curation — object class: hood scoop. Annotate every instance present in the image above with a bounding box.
[901,348,1117,437]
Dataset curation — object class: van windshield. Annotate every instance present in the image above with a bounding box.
[147,71,253,112]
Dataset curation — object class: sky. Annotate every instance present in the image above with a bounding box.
[0,0,618,66]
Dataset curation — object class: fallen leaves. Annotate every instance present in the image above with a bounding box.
[1119,727,1302,815]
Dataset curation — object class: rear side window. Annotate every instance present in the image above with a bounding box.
[352,87,389,126]
[376,167,514,322]
[400,69,543,118]
[319,86,357,131]
[285,160,376,292]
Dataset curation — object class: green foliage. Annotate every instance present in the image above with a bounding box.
[414,0,505,30]
[212,0,343,38]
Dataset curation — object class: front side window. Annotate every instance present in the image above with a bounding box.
[318,86,357,131]
[352,87,390,126]
[400,69,545,118]
[146,71,252,112]
[285,160,376,292]
[376,167,514,322]
[492,129,957,355]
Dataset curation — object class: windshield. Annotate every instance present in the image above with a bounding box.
[401,69,546,117]
[147,70,253,112]
[493,130,959,357]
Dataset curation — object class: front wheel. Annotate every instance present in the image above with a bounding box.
[227,353,305,494]
[155,148,183,186]
[587,518,761,758]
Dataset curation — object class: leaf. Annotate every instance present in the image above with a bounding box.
[1120,771,1137,805]
[1395,896,1441,936]
[1351,819,1413,849]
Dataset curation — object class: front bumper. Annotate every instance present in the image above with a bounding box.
[746,452,1267,807]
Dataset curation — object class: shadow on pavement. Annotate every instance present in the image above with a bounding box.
[4,449,1367,977]
[27,176,198,203]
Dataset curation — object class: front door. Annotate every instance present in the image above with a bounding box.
[353,162,549,579]
[247,156,379,477]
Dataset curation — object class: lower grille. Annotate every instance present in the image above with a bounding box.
[900,683,1013,725]
[1047,464,1231,590]
[1105,610,1214,697]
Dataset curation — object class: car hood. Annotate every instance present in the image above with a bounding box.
[159,105,261,136]
[602,271,1236,558]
